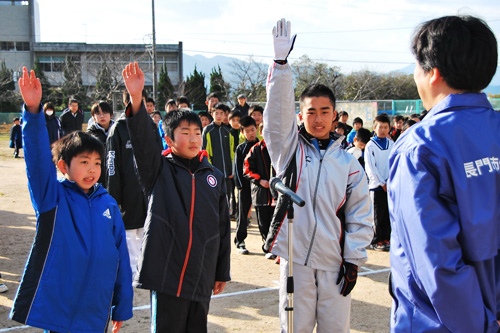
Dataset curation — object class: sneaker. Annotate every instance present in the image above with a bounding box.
[265,253,277,260]
[371,242,386,251]
[383,240,390,252]
[237,244,249,255]
[0,280,8,293]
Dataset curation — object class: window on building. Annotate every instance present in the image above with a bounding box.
[15,41,30,51]
[0,41,15,51]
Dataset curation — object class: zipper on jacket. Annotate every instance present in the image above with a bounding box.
[304,157,323,266]
[219,127,227,177]
[177,173,196,297]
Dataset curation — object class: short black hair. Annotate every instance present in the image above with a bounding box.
[229,110,242,120]
[249,105,264,116]
[68,97,78,105]
[51,131,104,168]
[355,127,371,144]
[403,119,417,131]
[339,111,348,117]
[146,97,155,105]
[374,115,391,126]
[13,117,20,122]
[91,101,113,117]
[152,110,162,117]
[353,117,363,125]
[43,102,55,111]
[197,111,213,122]
[162,109,202,141]
[239,115,257,129]
[206,92,220,101]
[299,84,336,111]
[213,103,230,113]
[394,115,405,122]
[335,122,347,131]
[177,96,190,106]
[411,15,497,92]
[165,99,176,108]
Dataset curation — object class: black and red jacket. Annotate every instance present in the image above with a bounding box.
[243,140,276,206]
[126,103,231,303]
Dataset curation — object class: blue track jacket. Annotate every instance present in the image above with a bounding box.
[10,107,133,333]
[388,93,500,332]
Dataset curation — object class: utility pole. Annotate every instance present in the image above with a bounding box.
[152,0,158,100]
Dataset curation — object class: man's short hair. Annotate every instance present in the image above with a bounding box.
[239,116,257,129]
[353,117,363,125]
[355,127,371,144]
[374,115,391,126]
[146,97,155,105]
[411,15,497,92]
[229,110,242,120]
[249,105,264,116]
[91,101,113,117]
[51,131,104,167]
[207,92,220,101]
[213,103,230,113]
[162,109,202,141]
[177,96,190,106]
[299,84,336,111]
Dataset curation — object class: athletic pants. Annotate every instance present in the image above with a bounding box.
[234,187,252,246]
[255,205,275,246]
[279,259,351,333]
[126,227,144,279]
[150,291,209,333]
[370,189,391,243]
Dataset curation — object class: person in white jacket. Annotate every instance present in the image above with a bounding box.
[263,19,373,333]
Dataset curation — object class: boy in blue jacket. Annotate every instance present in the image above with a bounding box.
[123,62,231,333]
[10,67,133,333]
[388,16,500,332]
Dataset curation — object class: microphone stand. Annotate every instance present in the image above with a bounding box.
[285,198,295,333]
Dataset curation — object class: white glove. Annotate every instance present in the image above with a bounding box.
[272,18,297,62]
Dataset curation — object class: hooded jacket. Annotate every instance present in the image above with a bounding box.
[126,103,231,303]
[10,107,133,333]
[388,93,500,333]
[262,63,373,271]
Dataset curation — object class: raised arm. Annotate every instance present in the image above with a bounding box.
[262,19,298,177]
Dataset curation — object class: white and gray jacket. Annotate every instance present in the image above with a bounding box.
[263,63,373,271]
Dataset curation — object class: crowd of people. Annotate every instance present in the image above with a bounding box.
[3,13,500,333]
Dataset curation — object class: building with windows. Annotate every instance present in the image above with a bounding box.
[0,0,182,94]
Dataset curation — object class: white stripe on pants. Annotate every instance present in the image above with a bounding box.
[126,228,144,279]
[279,258,351,333]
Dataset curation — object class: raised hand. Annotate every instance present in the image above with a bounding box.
[272,18,297,62]
[18,67,42,114]
[122,62,145,114]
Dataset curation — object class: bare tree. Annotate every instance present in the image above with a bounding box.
[229,56,268,102]
[292,55,342,99]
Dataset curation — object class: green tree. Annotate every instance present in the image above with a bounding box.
[93,60,113,101]
[184,65,207,106]
[157,62,175,110]
[209,65,229,102]
[33,58,51,103]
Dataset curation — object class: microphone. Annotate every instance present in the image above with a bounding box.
[270,177,305,207]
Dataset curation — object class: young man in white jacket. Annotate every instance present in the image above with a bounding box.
[263,19,373,333]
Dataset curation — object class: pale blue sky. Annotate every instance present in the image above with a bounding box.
[38,0,500,73]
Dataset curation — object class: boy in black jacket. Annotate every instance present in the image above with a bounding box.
[233,116,259,254]
[9,117,22,158]
[123,62,231,332]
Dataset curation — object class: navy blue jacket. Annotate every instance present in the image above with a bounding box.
[10,107,133,333]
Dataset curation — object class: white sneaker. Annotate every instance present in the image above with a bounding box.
[265,253,277,260]
[0,280,8,293]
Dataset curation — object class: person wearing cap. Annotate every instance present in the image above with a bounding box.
[233,94,250,117]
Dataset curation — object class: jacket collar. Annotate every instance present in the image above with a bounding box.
[162,149,214,172]
[426,92,492,119]
[298,125,342,152]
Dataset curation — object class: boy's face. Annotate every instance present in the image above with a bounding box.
[353,122,362,131]
[152,114,161,126]
[229,117,240,129]
[238,97,246,106]
[250,111,263,126]
[165,120,202,159]
[374,121,390,138]
[166,104,178,113]
[146,102,155,114]
[340,114,348,123]
[213,109,225,125]
[69,102,79,114]
[14,120,20,125]
[178,103,189,109]
[206,97,219,112]
[353,138,366,150]
[299,96,336,140]
[93,107,112,130]
[335,127,344,136]
[242,125,257,142]
[223,112,229,125]
[200,116,210,128]
[58,151,101,193]
[395,119,404,130]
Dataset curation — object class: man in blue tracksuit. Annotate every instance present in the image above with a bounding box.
[388,16,500,332]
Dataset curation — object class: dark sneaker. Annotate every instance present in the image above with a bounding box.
[237,244,249,255]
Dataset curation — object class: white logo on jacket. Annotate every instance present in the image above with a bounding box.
[103,208,111,219]
[207,175,217,187]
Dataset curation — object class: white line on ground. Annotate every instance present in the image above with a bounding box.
[0,267,390,332]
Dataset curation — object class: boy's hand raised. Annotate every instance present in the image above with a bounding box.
[272,18,296,63]
[19,67,42,114]
[122,62,145,115]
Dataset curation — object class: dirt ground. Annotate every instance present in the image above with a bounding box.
[0,140,392,332]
